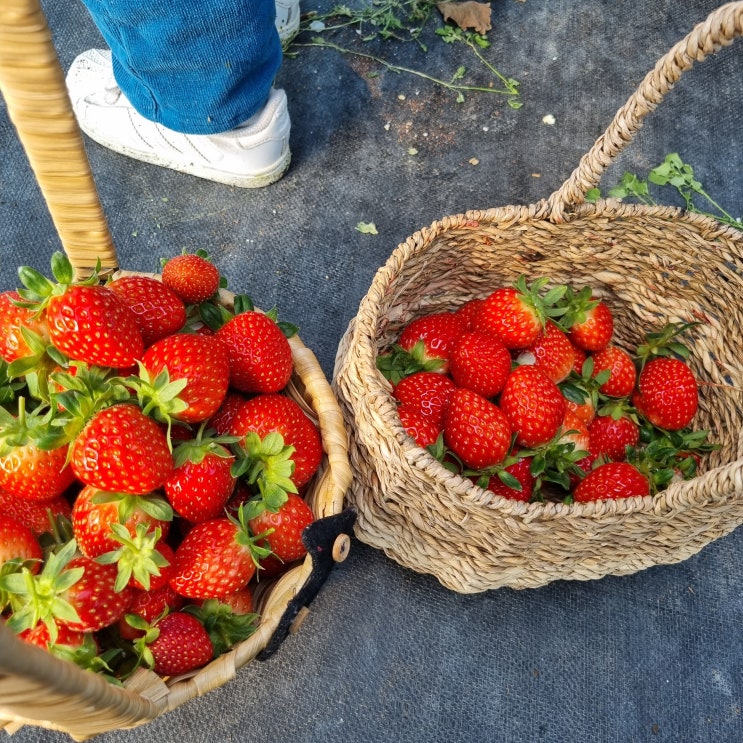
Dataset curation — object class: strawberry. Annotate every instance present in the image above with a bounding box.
[573,461,650,502]
[572,345,588,376]
[517,321,576,384]
[19,621,96,655]
[48,285,144,368]
[71,485,172,559]
[247,491,314,563]
[588,413,639,462]
[499,365,566,448]
[0,290,50,363]
[161,252,221,305]
[633,357,698,431]
[397,312,464,373]
[208,391,250,435]
[118,584,184,641]
[591,345,637,398]
[16,253,144,367]
[61,554,136,632]
[0,398,75,501]
[448,331,511,398]
[560,288,614,352]
[108,274,187,346]
[473,276,566,350]
[481,456,535,502]
[70,403,174,494]
[147,611,214,676]
[393,371,457,428]
[397,404,442,448]
[454,298,485,330]
[169,510,267,599]
[0,513,43,575]
[229,393,323,490]
[4,540,135,638]
[557,408,590,453]
[216,311,293,394]
[164,432,237,523]
[442,388,511,470]
[0,488,72,536]
[140,333,230,423]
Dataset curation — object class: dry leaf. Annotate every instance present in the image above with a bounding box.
[437,1,492,34]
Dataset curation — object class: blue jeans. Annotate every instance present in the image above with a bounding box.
[79,0,283,134]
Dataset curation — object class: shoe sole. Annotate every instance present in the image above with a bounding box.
[84,133,291,188]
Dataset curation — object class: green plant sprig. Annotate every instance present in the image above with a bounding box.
[586,153,741,230]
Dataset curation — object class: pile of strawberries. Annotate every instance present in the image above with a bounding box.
[0,251,322,679]
[378,276,714,504]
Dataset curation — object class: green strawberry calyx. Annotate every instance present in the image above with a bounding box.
[231,431,297,512]
[184,599,259,657]
[96,523,171,593]
[0,538,84,643]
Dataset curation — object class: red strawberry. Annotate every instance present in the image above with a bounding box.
[633,357,698,431]
[518,321,576,384]
[0,488,72,536]
[62,554,135,632]
[141,333,230,423]
[448,331,511,398]
[216,311,293,393]
[208,391,250,435]
[71,485,172,559]
[164,435,237,523]
[566,297,614,352]
[169,513,264,599]
[108,274,187,346]
[499,365,567,448]
[443,388,511,470]
[0,290,50,362]
[573,461,650,502]
[0,399,75,502]
[71,403,174,494]
[197,586,254,615]
[393,371,457,428]
[591,345,637,398]
[19,621,95,655]
[248,492,314,563]
[588,414,639,461]
[564,395,596,426]
[161,252,221,305]
[117,583,184,641]
[229,393,322,490]
[148,611,214,676]
[557,408,590,453]
[572,346,588,375]
[454,298,485,330]
[396,312,466,374]
[397,404,442,448]
[482,457,535,502]
[473,277,564,350]
[47,284,144,367]
[0,513,43,573]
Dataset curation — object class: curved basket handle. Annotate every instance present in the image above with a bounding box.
[0,0,118,278]
[545,1,743,223]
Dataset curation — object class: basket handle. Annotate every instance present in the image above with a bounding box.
[0,0,118,278]
[545,1,743,223]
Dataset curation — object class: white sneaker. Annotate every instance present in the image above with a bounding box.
[275,0,301,47]
[65,49,291,188]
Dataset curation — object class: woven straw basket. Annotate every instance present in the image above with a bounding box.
[0,0,354,739]
[333,2,743,594]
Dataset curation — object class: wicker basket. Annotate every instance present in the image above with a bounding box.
[0,0,354,739]
[333,2,743,594]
